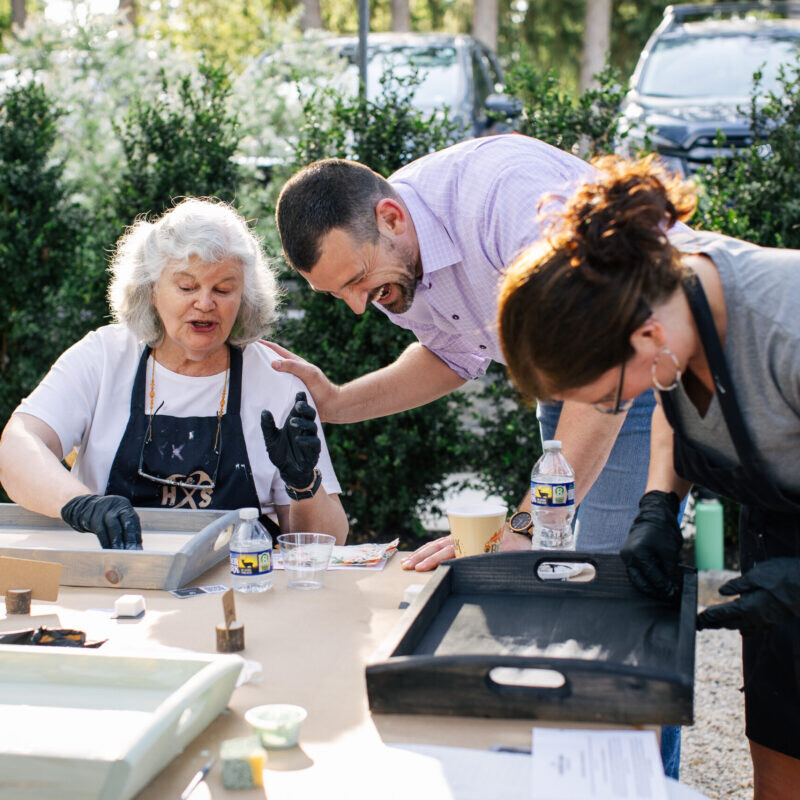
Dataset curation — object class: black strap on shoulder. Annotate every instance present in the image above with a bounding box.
[681,273,759,468]
[131,345,152,414]
[226,345,244,415]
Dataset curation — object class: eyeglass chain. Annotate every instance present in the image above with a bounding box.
[147,348,229,452]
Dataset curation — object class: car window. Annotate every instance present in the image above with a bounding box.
[639,33,800,98]
[340,45,462,110]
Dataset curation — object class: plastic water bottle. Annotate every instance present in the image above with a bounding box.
[530,440,576,550]
[229,507,274,593]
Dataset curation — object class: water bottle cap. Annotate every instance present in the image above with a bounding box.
[239,507,260,520]
[542,440,562,451]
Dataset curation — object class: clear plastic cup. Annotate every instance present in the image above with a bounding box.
[277,533,335,590]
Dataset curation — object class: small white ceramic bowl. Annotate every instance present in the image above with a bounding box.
[244,704,307,749]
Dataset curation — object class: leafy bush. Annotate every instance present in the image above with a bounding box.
[0,81,89,439]
[292,70,459,178]
[115,61,242,222]
[697,62,800,249]
[232,32,349,176]
[504,62,628,157]
[3,14,193,206]
[276,72,469,542]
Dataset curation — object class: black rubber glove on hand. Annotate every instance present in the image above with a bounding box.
[620,490,683,602]
[61,494,143,550]
[697,558,800,635]
[261,391,321,489]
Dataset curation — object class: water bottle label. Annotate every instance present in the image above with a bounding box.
[531,481,575,507]
[230,549,272,576]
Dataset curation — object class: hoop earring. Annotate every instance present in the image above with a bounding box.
[652,348,681,392]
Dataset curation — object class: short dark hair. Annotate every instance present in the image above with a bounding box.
[275,159,397,272]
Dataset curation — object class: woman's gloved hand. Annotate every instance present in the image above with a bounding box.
[60,494,143,550]
[697,558,800,635]
[261,391,321,490]
[620,490,683,602]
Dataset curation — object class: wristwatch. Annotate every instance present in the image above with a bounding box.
[285,468,323,501]
[509,510,533,537]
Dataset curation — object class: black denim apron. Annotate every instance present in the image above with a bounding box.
[105,345,266,516]
[661,274,800,758]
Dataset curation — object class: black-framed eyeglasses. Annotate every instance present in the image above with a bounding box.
[136,402,223,490]
[593,360,634,415]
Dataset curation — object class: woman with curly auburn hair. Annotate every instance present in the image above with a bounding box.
[0,198,348,550]
[499,155,800,798]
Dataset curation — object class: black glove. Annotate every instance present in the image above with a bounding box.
[61,494,143,550]
[697,558,800,635]
[261,391,321,489]
[620,490,683,602]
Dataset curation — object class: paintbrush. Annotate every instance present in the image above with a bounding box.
[179,756,217,800]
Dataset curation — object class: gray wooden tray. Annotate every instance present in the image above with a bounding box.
[0,504,238,590]
[367,552,697,725]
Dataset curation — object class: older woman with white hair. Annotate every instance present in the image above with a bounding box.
[0,198,348,549]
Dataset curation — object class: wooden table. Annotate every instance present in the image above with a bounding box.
[2,558,662,800]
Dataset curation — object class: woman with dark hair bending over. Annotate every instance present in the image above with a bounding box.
[497,156,800,797]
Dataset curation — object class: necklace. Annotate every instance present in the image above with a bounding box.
[147,348,229,452]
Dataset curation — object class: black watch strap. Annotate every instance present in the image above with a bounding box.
[285,468,323,501]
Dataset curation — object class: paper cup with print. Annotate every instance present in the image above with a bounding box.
[447,502,507,558]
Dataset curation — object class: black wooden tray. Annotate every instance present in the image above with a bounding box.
[367,552,696,725]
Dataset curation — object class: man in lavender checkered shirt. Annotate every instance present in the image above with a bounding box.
[269,134,657,569]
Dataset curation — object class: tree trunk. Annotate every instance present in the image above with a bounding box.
[392,0,410,32]
[119,0,137,26]
[472,0,498,51]
[300,0,324,31]
[580,0,611,92]
[11,0,25,32]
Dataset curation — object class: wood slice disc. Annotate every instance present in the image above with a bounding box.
[216,621,245,652]
[6,588,32,615]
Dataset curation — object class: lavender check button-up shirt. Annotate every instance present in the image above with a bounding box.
[379,134,595,380]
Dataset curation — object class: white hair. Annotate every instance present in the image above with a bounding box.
[108,198,280,346]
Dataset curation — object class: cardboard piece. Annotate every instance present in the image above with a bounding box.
[222,588,236,629]
[0,555,61,602]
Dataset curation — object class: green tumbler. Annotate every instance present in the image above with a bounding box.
[695,498,724,571]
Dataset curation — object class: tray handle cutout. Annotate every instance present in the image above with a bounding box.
[534,558,597,583]
[174,685,217,746]
[487,666,569,698]
[214,524,234,551]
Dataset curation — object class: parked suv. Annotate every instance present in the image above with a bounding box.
[619,2,800,176]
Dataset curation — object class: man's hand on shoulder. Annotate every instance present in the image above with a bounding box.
[261,341,341,423]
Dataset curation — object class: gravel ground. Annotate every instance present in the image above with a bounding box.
[681,620,753,798]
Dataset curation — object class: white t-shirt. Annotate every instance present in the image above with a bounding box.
[17,325,341,513]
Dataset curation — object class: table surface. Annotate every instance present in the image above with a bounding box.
[1,557,699,800]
